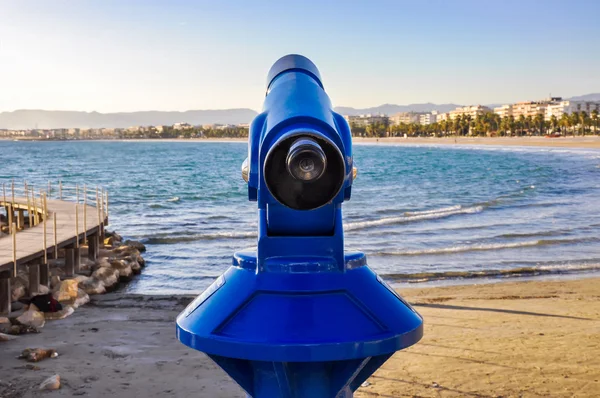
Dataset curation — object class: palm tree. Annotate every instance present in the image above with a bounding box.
[534,114,546,136]
[580,111,590,136]
[549,115,559,134]
[571,112,580,136]
[560,113,571,135]
[592,110,599,134]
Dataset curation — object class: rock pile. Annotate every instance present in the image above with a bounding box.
[0,231,146,338]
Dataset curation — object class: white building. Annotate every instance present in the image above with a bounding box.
[419,111,439,125]
[448,105,492,120]
[345,114,389,127]
[546,101,600,121]
[389,112,422,125]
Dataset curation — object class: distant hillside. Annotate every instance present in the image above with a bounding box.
[334,103,461,116]
[0,109,259,130]
[568,93,600,102]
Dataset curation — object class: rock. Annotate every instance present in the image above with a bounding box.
[44,305,74,320]
[39,374,61,390]
[113,245,140,257]
[4,324,40,335]
[53,279,79,302]
[106,230,123,242]
[0,332,17,341]
[0,316,9,324]
[130,258,142,275]
[32,285,50,297]
[137,255,146,268]
[72,289,90,309]
[11,279,27,302]
[79,277,106,295]
[124,240,146,252]
[19,348,58,362]
[16,310,45,329]
[91,267,119,290]
[104,236,114,246]
[50,275,61,289]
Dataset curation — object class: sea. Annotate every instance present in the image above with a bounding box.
[2,140,600,294]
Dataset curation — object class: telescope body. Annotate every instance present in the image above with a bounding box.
[176,55,423,397]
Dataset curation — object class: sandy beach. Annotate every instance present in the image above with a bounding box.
[1,277,598,397]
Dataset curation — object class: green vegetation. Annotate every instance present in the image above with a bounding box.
[350,110,600,138]
[119,126,249,139]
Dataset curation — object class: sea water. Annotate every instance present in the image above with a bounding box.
[1,140,599,294]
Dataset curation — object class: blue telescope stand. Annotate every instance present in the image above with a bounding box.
[176,55,423,397]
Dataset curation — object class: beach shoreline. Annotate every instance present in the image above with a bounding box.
[1,276,598,397]
[4,136,600,149]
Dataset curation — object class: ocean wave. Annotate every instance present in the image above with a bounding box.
[344,205,483,231]
[375,237,600,256]
[144,231,256,244]
[167,196,180,202]
[381,263,600,283]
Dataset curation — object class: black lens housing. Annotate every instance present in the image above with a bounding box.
[264,134,345,210]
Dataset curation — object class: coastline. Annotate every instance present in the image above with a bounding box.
[3,136,600,149]
[1,277,598,397]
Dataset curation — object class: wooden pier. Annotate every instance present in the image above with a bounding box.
[0,182,108,314]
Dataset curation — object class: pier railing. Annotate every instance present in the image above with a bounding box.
[0,180,109,314]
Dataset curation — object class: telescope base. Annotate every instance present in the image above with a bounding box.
[210,353,393,398]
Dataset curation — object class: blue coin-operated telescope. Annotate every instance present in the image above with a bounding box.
[177,54,423,397]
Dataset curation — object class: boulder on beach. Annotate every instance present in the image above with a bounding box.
[11,277,27,302]
[39,374,61,390]
[0,332,17,342]
[50,275,61,289]
[16,309,45,329]
[79,277,106,295]
[91,266,120,290]
[53,279,79,302]
[44,305,74,320]
[124,240,146,252]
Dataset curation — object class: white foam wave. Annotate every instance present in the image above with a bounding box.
[344,205,482,231]
[384,240,542,256]
[167,196,180,202]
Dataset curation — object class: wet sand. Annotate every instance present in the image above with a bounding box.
[1,277,599,397]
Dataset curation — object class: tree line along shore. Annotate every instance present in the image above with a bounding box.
[1,109,599,140]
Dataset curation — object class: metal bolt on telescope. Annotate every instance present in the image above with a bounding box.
[176,54,423,398]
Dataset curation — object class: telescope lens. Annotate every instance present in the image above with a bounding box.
[286,138,327,181]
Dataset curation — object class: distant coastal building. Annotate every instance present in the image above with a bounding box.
[419,111,439,125]
[448,105,492,120]
[345,114,389,127]
[492,97,600,121]
[546,100,600,120]
[389,112,422,125]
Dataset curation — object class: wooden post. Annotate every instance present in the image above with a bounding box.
[43,194,48,264]
[88,233,98,261]
[105,190,109,225]
[83,184,87,243]
[12,222,17,276]
[34,190,40,226]
[53,213,58,259]
[17,210,24,230]
[39,260,50,287]
[74,246,81,273]
[0,271,10,315]
[7,204,13,234]
[64,246,75,277]
[26,188,33,227]
[29,261,40,296]
[75,204,79,248]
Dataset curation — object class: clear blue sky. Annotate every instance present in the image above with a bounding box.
[1,0,599,112]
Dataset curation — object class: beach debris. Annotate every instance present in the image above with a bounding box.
[361,381,371,387]
[0,332,18,341]
[431,382,441,388]
[19,348,59,362]
[53,279,79,302]
[29,293,64,313]
[39,374,61,390]
[16,309,45,329]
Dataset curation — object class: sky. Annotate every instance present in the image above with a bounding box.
[0,0,599,113]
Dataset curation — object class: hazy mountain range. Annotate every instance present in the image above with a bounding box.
[1,94,598,129]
